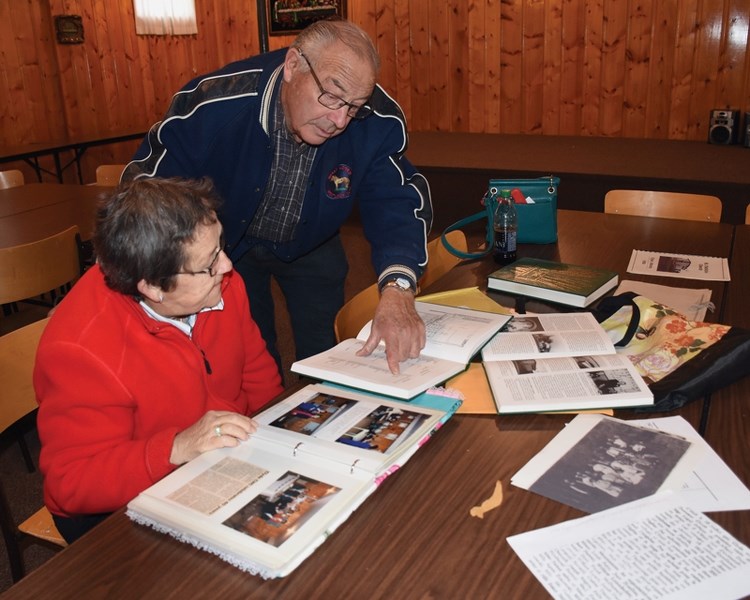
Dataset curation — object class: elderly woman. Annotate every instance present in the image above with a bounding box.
[34,177,283,543]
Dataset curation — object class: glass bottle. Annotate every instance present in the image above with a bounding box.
[493,189,518,265]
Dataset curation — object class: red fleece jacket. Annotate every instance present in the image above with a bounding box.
[34,266,283,517]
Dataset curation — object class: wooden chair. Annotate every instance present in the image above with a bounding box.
[604,190,722,222]
[94,164,125,186]
[0,169,25,190]
[0,226,83,309]
[745,203,750,224]
[333,232,467,342]
[419,230,467,290]
[0,318,67,583]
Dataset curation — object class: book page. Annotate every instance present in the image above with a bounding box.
[483,353,652,414]
[252,384,443,473]
[291,338,467,399]
[511,414,701,513]
[507,493,750,600]
[627,250,730,281]
[358,301,511,363]
[481,312,615,361]
[129,440,376,577]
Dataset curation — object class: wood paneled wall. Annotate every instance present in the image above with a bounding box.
[2,0,749,183]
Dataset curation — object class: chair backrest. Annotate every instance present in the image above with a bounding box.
[604,190,722,222]
[419,230,467,290]
[745,203,750,225]
[334,283,380,343]
[0,169,25,190]
[0,318,49,434]
[334,232,468,343]
[95,164,125,186]
[0,226,81,305]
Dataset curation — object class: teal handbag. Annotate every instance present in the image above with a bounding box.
[441,176,560,259]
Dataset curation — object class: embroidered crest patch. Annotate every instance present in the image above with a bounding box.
[326,164,352,199]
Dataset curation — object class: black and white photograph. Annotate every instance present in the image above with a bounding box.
[588,368,643,395]
[511,359,538,375]
[528,418,692,513]
[657,255,692,273]
[503,316,543,333]
[531,333,556,353]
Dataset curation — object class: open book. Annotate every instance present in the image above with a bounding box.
[480,312,616,361]
[483,353,653,413]
[127,383,460,579]
[292,302,512,399]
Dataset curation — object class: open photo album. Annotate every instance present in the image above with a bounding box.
[127,383,460,579]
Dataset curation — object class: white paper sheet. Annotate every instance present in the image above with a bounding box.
[507,492,750,600]
[627,250,730,281]
[629,416,750,513]
[614,280,714,321]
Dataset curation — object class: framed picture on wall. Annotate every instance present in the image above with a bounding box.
[267,0,346,36]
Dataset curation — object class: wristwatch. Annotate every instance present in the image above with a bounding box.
[379,276,417,295]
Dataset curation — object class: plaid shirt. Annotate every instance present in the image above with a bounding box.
[248,91,317,242]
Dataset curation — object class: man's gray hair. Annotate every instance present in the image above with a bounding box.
[292,19,380,74]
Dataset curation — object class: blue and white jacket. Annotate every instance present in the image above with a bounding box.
[124,49,432,285]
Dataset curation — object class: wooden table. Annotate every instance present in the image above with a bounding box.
[0,130,146,183]
[0,183,111,248]
[700,224,750,543]
[4,211,745,599]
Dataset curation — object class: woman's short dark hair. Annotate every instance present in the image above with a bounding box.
[93,177,222,298]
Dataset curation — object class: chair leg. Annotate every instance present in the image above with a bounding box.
[18,435,36,474]
[0,487,24,583]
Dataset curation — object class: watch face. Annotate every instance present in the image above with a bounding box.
[395,277,410,290]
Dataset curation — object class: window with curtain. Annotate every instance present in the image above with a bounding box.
[133,0,198,35]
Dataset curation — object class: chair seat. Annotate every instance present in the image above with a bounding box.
[18,507,67,548]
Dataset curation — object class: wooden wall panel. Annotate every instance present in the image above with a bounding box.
[3,0,750,184]
[409,2,432,131]
[500,0,523,132]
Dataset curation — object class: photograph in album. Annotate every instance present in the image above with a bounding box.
[223,472,340,547]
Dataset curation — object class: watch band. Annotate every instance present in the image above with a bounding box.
[379,275,417,295]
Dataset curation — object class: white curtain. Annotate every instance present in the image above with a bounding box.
[133,0,198,35]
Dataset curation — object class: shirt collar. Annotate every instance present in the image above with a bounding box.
[139,297,225,337]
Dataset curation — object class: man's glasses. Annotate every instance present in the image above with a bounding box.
[176,237,225,277]
[297,48,373,120]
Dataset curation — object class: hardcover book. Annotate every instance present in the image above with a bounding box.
[292,302,512,399]
[127,383,461,579]
[487,258,619,308]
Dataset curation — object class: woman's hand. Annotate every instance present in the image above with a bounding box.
[170,410,257,465]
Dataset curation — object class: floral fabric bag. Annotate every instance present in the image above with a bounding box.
[595,292,750,411]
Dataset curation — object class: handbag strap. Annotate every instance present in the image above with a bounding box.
[595,292,642,347]
[440,191,497,259]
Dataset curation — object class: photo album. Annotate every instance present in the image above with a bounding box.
[127,383,460,578]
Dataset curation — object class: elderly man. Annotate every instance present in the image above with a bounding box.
[124,19,432,376]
